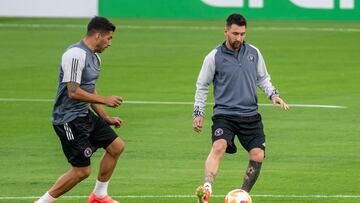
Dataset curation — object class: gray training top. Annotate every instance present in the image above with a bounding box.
[52,40,101,125]
[193,42,279,118]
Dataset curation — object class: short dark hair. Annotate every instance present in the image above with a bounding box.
[226,13,247,28]
[87,16,116,35]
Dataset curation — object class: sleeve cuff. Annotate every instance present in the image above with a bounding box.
[269,89,280,99]
[193,106,204,118]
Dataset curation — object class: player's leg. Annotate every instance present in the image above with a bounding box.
[88,112,125,203]
[241,148,264,192]
[88,138,124,202]
[237,113,265,192]
[46,166,91,198]
[204,139,227,184]
[196,115,237,203]
[196,139,227,202]
[36,117,94,203]
[98,137,125,182]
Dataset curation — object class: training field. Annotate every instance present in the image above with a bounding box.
[0,18,359,203]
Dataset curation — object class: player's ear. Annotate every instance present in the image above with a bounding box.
[224,26,228,36]
[94,32,101,40]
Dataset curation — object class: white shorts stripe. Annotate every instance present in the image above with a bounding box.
[64,123,74,140]
[64,123,71,140]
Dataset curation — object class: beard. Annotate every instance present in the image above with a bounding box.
[230,41,242,50]
[95,46,108,53]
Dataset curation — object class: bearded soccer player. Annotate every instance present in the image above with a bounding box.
[193,13,289,203]
[35,16,125,203]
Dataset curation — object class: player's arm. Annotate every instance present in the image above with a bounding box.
[255,49,289,110]
[193,50,216,132]
[67,82,122,107]
[90,90,123,128]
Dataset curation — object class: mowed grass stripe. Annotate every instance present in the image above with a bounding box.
[1,23,360,32]
[1,194,360,200]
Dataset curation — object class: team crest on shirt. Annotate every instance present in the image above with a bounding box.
[214,128,224,136]
[247,54,256,63]
[84,147,93,157]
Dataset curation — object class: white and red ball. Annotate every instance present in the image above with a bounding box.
[224,189,252,203]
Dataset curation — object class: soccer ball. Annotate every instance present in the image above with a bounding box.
[224,189,252,203]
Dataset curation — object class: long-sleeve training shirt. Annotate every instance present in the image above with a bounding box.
[193,42,278,118]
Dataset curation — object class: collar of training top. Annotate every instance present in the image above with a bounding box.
[221,41,246,55]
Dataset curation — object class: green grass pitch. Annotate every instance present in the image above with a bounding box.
[0,18,359,202]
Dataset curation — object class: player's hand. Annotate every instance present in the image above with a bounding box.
[272,96,289,110]
[193,116,204,133]
[105,96,123,108]
[105,116,123,128]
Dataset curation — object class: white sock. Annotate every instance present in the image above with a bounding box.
[204,182,212,194]
[36,192,57,203]
[93,180,109,198]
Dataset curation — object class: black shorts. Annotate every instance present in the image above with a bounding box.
[211,114,265,154]
[53,111,118,167]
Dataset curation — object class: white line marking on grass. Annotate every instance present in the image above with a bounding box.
[0,23,85,29]
[1,194,360,200]
[0,98,53,102]
[1,23,360,32]
[121,25,360,33]
[124,101,348,109]
[0,98,347,109]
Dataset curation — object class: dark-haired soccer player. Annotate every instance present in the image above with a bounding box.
[36,16,124,203]
[193,13,289,203]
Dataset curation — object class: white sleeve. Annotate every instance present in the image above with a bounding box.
[255,48,279,99]
[61,47,86,84]
[193,49,217,118]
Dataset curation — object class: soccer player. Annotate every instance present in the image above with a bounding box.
[193,13,289,203]
[35,16,124,203]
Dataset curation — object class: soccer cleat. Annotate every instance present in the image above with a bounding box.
[88,193,120,203]
[195,185,211,203]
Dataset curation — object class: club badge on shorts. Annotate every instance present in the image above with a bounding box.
[84,147,93,158]
[214,128,224,136]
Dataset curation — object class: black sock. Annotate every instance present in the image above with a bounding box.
[241,160,262,192]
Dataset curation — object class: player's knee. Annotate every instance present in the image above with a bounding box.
[249,148,264,162]
[73,167,91,181]
[212,140,227,155]
[114,140,125,157]
[108,139,125,158]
